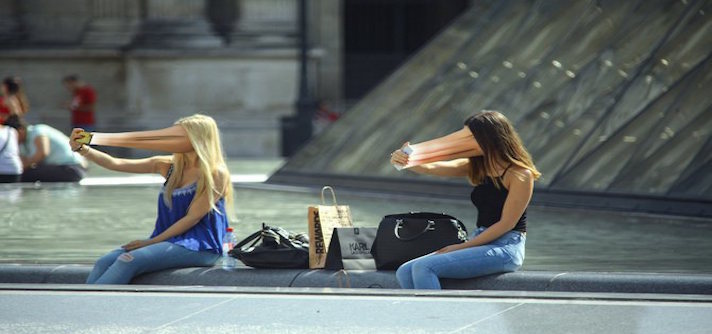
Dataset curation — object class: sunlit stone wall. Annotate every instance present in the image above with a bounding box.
[0,0,341,157]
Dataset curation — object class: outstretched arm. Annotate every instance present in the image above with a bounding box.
[82,125,193,153]
[390,142,471,178]
[404,159,471,178]
[70,128,172,175]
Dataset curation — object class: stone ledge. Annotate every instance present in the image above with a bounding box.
[0,264,710,294]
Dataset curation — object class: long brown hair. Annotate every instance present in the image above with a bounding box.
[465,110,541,186]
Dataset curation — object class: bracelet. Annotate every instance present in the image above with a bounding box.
[72,144,84,152]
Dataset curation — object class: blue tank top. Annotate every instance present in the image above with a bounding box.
[150,168,229,254]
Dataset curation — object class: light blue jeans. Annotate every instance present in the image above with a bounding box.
[86,241,220,284]
[396,227,526,289]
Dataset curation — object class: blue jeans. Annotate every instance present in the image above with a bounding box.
[396,227,526,289]
[86,242,220,284]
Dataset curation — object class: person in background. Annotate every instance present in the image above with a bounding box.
[1,76,30,123]
[0,123,22,183]
[4,115,86,182]
[70,114,234,284]
[63,75,97,131]
[0,95,9,125]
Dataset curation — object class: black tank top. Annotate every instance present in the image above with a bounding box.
[470,165,527,232]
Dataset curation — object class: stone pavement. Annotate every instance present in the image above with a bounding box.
[1,284,711,334]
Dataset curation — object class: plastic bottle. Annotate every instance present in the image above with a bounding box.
[222,227,237,269]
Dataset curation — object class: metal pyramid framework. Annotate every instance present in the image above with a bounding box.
[271,0,712,214]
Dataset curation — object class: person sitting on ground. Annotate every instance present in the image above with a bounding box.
[4,115,86,182]
[0,123,22,183]
[390,110,540,290]
[70,114,234,284]
[63,74,97,131]
[1,76,30,123]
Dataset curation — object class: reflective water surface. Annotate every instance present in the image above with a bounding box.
[2,179,711,273]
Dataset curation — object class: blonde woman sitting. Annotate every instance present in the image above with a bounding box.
[70,114,234,284]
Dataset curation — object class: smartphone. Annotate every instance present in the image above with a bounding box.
[76,131,93,145]
[392,144,413,170]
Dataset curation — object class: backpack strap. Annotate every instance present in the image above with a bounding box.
[234,229,264,250]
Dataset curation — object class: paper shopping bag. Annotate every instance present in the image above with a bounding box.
[308,186,353,268]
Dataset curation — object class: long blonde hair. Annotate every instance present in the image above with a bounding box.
[465,111,541,186]
[163,114,234,219]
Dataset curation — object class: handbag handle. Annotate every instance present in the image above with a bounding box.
[394,219,436,241]
[234,229,263,250]
[234,223,271,251]
[321,186,338,205]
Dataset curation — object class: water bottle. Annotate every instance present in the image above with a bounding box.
[222,227,237,269]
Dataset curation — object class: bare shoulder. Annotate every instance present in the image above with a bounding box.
[505,166,533,186]
[211,166,231,193]
[212,166,230,183]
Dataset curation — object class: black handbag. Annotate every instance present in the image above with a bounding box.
[371,212,468,270]
[325,227,378,270]
[229,224,310,269]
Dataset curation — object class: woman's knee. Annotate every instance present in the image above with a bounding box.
[106,252,143,275]
[503,260,522,273]
[396,262,413,279]
[94,250,123,267]
[87,251,136,284]
[396,261,417,289]
[410,260,435,276]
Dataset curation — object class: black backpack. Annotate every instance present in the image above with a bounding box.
[229,224,310,269]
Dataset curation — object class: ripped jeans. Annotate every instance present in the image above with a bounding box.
[86,241,220,284]
[396,227,525,289]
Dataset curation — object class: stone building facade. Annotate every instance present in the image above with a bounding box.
[0,0,342,157]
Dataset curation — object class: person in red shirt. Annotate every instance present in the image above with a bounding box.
[0,96,9,125]
[63,75,97,131]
